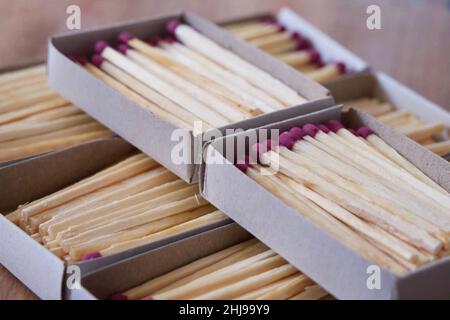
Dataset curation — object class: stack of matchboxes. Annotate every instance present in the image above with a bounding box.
[0,7,449,300]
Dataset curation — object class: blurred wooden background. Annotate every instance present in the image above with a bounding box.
[0,0,449,299]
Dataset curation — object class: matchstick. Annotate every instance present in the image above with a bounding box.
[113,239,259,300]
[305,62,347,83]
[82,60,196,130]
[289,285,330,300]
[160,40,282,112]
[94,42,228,127]
[116,43,246,122]
[167,20,307,106]
[426,140,450,156]
[275,49,321,68]
[231,21,284,40]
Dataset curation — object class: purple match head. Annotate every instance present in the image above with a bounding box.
[90,54,104,68]
[336,62,347,74]
[289,127,304,141]
[82,251,102,261]
[148,36,162,46]
[325,120,344,133]
[279,132,295,150]
[235,162,249,173]
[317,124,330,134]
[117,43,129,54]
[296,37,312,50]
[110,293,128,300]
[291,32,302,40]
[94,40,109,53]
[306,49,321,64]
[118,31,134,43]
[302,123,319,137]
[357,127,374,139]
[165,35,177,44]
[166,19,180,34]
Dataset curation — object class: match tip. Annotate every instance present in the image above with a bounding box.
[117,43,129,54]
[336,62,347,74]
[279,132,295,150]
[306,49,321,64]
[90,54,104,68]
[110,293,128,300]
[165,35,177,44]
[325,120,344,133]
[303,123,319,137]
[118,31,133,43]
[317,124,330,133]
[166,19,180,34]
[82,251,102,261]
[291,32,302,40]
[94,40,109,53]
[148,36,162,46]
[235,162,249,173]
[289,127,304,141]
[295,37,312,51]
[356,127,374,138]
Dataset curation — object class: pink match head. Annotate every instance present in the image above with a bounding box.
[94,40,108,53]
[357,127,374,139]
[291,32,302,40]
[279,132,295,150]
[289,127,304,141]
[317,124,330,133]
[110,293,128,300]
[306,49,321,64]
[235,162,249,173]
[165,35,177,44]
[148,36,162,46]
[118,31,134,43]
[117,43,129,54]
[166,19,180,34]
[325,120,344,133]
[302,123,319,137]
[336,62,347,74]
[90,54,104,68]
[296,37,312,50]
[82,251,102,261]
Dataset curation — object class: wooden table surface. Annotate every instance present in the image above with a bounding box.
[1,0,449,300]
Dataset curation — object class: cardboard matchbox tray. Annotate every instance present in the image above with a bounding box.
[219,7,369,85]
[47,11,333,184]
[326,71,450,144]
[200,105,450,299]
[67,223,251,300]
[0,137,232,300]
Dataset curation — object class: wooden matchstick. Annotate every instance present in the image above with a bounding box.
[275,49,321,68]
[83,61,195,130]
[161,40,281,112]
[426,140,450,156]
[94,43,228,127]
[118,44,246,122]
[305,62,346,83]
[167,20,307,106]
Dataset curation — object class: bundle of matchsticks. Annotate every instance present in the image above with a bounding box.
[7,153,227,262]
[110,239,330,300]
[70,19,307,131]
[343,98,450,157]
[224,18,347,84]
[236,121,450,274]
[0,64,112,162]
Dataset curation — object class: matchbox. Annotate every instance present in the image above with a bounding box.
[67,223,252,300]
[200,105,450,299]
[326,71,450,154]
[0,137,232,300]
[219,7,369,85]
[47,11,333,184]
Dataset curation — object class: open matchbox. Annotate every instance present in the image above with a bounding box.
[0,137,232,300]
[219,7,369,85]
[327,71,450,144]
[200,105,450,299]
[66,223,251,300]
[47,11,332,184]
